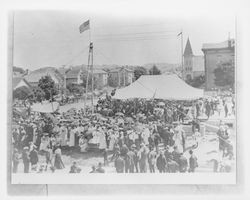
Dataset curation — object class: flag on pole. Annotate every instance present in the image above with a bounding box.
[177,31,182,36]
[79,20,90,33]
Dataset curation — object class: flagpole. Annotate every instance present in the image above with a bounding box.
[84,44,91,114]
[181,29,184,79]
[90,42,94,114]
[177,30,184,79]
[88,19,94,114]
[87,19,95,114]
[80,20,91,114]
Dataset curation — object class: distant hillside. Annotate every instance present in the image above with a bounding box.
[143,63,180,73]
[57,63,181,74]
[13,66,25,74]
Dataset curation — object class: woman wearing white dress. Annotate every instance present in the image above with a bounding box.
[98,128,107,150]
[108,130,116,151]
[79,136,88,152]
[69,128,75,147]
[217,99,224,117]
[89,128,100,144]
[39,135,50,152]
[60,125,68,147]
[174,124,185,153]
[141,127,150,145]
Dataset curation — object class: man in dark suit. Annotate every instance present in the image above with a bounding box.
[22,147,30,173]
[188,150,198,172]
[115,152,125,173]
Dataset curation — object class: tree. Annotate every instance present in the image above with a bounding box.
[149,65,161,75]
[38,75,58,100]
[134,66,148,80]
[213,61,235,88]
[108,74,118,87]
[32,86,45,102]
[13,86,31,100]
[66,83,83,94]
[186,75,205,88]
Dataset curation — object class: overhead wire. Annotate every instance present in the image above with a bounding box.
[94,47,115,64]
[93,30,179,37]
[92,22,180,31]
[95,36,177,43]
[63,45,89,67]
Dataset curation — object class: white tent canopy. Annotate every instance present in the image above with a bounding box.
[113,74,204,100]
[31,101,59,113]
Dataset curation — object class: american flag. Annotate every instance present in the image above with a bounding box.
[79,20,90,33]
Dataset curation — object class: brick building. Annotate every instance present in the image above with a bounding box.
[202,39,235,90]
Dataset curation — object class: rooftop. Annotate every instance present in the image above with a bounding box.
[93,69,107,74]
[109,67,134,73]
[184,38,193,56]
[24,67,64,83]
[12,77,31,89]
[202,39,235,50]
[66,68,82,79]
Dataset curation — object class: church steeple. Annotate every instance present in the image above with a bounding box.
[184,37,193,56]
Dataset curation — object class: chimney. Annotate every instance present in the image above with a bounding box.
[228,32,231,48]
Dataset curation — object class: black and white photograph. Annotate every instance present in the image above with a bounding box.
[9,10,237,183]
[2,0,250,197]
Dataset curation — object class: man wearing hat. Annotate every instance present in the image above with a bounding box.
[30,145,39,171]
[148,147,157,173]
[114,152,125,173]
[131,144,139,173]
[69,161,81,173]
[96,162,105,173]
[178,153,188,173]
[12,148,19,173]
[22,147,30,173]
[164,146,172,163]
[172,145,181,163]
[138,143,148,173]
[125,147,136,173]
[188,150,198,172]
[156,151,167,173]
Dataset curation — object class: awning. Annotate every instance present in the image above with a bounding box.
[31,102,59,113]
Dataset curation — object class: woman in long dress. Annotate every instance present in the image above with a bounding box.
[141,127,150,145]
[69,128,75,148]
[99,129,107,150]
[79,136,88,152]
[108,130,116,151]
[60,125,68,147]
[89,128,99,144]
[54,147,65,169]
[39,135,50,153]
[174,124,185,153]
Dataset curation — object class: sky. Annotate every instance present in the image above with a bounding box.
[13,11,235,70]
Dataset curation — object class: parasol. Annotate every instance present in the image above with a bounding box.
[115,112,124,116]
[125,117,134,123]
[158,102,165,106]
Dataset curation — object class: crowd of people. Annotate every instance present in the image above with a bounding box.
[11,92,235,174]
